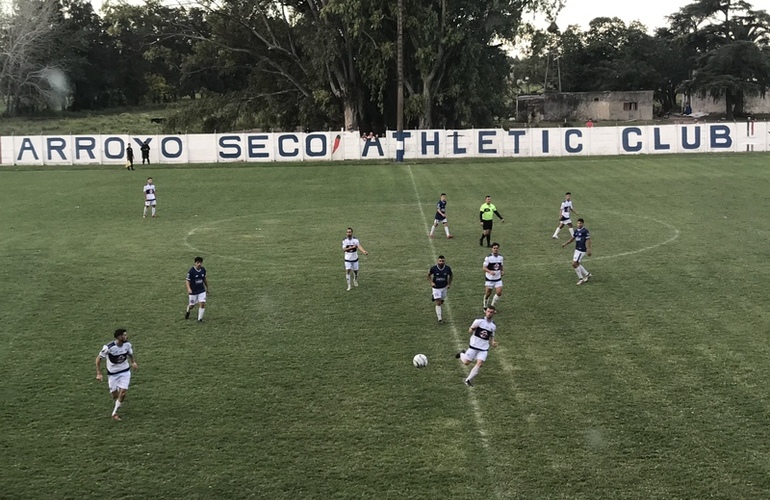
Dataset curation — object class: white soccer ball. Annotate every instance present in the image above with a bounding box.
[413,353,428,368]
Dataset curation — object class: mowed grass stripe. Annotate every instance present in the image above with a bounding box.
[2,153,770,498]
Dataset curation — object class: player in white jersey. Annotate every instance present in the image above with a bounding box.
[95,328,138,421]
[342,227,369,291]
[483,242,504,309]
[552,192,578,239]
[142,177,157,218]
[455,306,498,386]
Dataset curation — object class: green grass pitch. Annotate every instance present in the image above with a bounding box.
[2,154,770,499]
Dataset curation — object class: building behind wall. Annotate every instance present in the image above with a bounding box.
[689,94,770,115]
[516,91,654,122]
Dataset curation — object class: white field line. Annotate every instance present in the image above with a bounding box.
[406,166,501,495]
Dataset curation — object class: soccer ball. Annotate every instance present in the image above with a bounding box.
[413,354,428,368]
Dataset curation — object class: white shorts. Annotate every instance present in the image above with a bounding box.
[189,291,207,305]
[462,347,489,362]
[573,250,586,263]
[560,217,572,225]
[485,280,503,289]
[432,287,447,301]
[344,261,359,271]
[108,371,131,392]
[144,199,157,206]
[434,218,447,225]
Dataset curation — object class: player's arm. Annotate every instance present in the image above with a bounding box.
[186,276,193,294]
[493,210,504,222]
[479,209,484,223]
[468,320,480,334]
[427,271,435,287]
[357,244,369,255]
[561,237,575,248]
[128,352,138,370]
[586,237,592,256]
[95,354,104,381]
[491,333,498,348]
[447,271,453,288]
[570,206,579,215]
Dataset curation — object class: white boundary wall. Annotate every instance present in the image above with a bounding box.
[2,123,768,165]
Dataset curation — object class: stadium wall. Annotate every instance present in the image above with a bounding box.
[1,123,768,165]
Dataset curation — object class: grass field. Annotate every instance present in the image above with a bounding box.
[2,154,770,499]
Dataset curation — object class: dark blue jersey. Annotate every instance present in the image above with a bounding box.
[429,264,453,288]
[435,199,447,220]
[574,227,590,252]
[187,266,207,294]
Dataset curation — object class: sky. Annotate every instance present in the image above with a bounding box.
[90,0,696,32]
[529,0,696,32]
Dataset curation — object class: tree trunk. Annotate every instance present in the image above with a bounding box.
[343,101,359,132]
[419,85,433,129]
[725,90,734,120]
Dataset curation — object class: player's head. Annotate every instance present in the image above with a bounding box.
[147,177,153,183]
[346,227,353,237]
[114,328,127,341]
[565,192,571,200]
[485,195,491,203]
[437,255,445,265]
[577,218,584,228]
[194,256,203,268]
[440,193,446,200]
[491,242,499,254]
[484,306,496,317]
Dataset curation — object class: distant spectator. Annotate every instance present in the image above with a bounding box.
[125,144,135,170]
[585,119,594,128]
[140,141,150,165]
[684,103,692,115]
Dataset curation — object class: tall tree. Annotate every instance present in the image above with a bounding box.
[0,0,64,115]
[669,0,770,118]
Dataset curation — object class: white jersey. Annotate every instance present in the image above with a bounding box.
[468,318,496,351]
[343,237,360,262]
[483,254,504,281]
[144,183,157,201]
[99,341,134,375]
[560,200,573,219]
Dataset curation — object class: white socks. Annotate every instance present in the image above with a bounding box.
[112,400,121,416]
[152,207,156,216]
[575,268,584,279]
[578,265,589,276]
[553,227,561,238]
[198,307,205,320]
[444,226,450,237]
[467,365,480,382]
[569,227,575,237]
[435,305,442,321]
[491,294,500,307]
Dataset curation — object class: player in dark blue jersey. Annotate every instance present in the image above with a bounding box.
[429,193,453,239]
[428,255,453,323]
[561,218,592,285]
[185,256,209,321]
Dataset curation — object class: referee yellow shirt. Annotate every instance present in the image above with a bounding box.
[480,203,496,221]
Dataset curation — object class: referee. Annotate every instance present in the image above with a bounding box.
[479,195,504,247]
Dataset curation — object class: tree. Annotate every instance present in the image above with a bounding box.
[669,0,770,118]
[0,0,65,115]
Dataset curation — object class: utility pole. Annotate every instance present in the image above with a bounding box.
[396,0,405,162]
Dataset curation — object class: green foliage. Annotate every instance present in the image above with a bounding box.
[4,154,770,498]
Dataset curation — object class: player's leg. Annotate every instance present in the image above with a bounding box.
[143,201,148,218]
[429,221,437,238]
[434,289,445,322]
[483,285,493,308]
[151,201,157,218]
[345,263,352,290]
[197,292,207,321]
[552,222,563,239]
[185,294,196,319]
[485,228,492,247]
[567,223,574,237]
[466,356,485,386]
[578,265,591,281]
[490,284,502,307]
[353,262,359,287]
[457,347,476,366]
[573,253,585,283]
[443,221,451,238]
